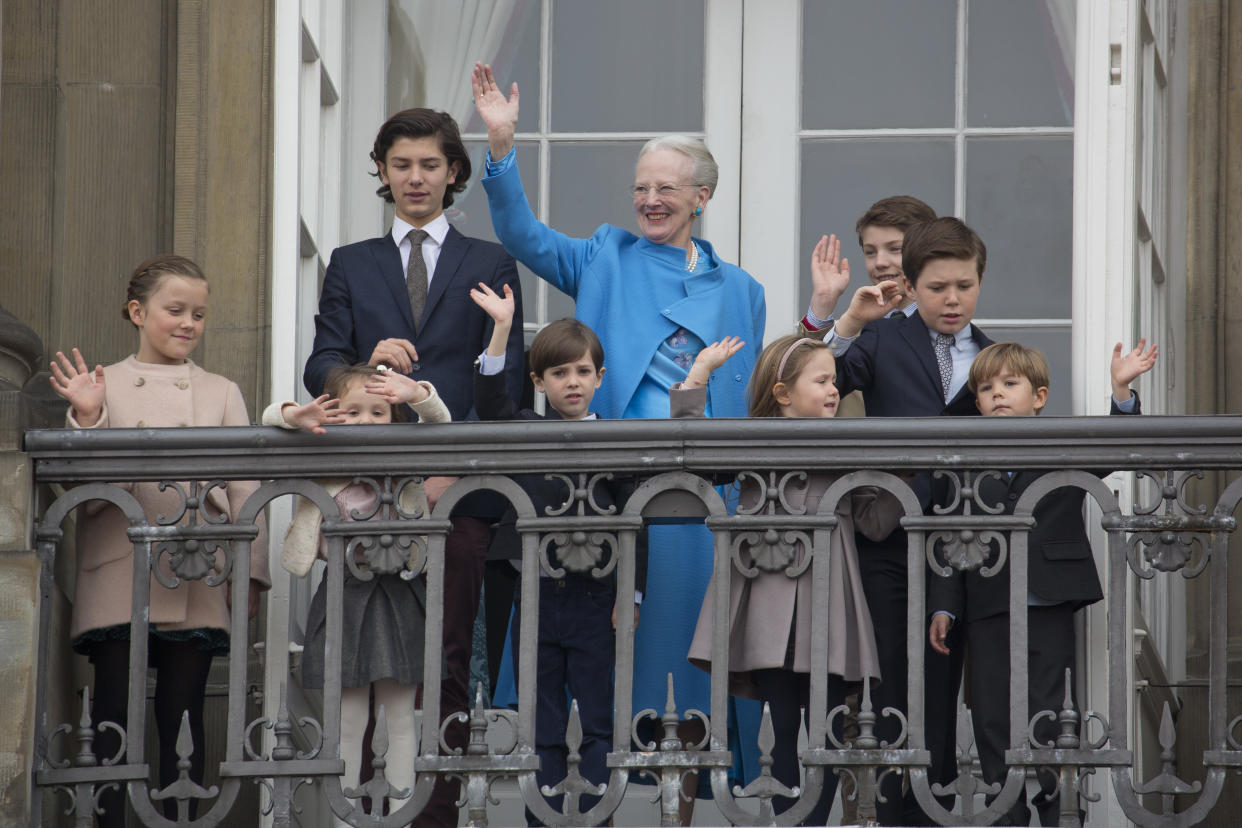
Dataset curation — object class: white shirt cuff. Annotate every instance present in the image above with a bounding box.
[477,351,506,376]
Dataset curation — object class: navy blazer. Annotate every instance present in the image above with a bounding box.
[834,310,995,418]
[474,368,648,592]
[304,225,525,421]
[927,395,1141,622]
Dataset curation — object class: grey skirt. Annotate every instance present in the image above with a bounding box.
[301,570,427,690]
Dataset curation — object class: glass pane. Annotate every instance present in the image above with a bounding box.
[550,0,704,133]
[544,142,648,320]
[975,325,1072,415]
[968,0,1075,127]
[966,136,1073,318]
[801,0,956,129]
[389,0,542,133]
[798,139,955,315]
[455,141,543,324]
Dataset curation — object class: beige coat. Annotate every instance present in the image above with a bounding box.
[673,385,900,698]
[261,382,451,577]
[69,356,271,639]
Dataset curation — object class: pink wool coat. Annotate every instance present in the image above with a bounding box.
[673,385,901,698]
[67,356,271,639]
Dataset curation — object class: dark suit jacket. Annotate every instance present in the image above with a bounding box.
[834,310,995,418]
[835,310,995,516]
[927,395,1141,622]
[474,369,647,592]
[304,226,525,420]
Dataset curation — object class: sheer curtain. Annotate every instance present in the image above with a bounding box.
[1043,0,1076,122]
[388,0,527,124]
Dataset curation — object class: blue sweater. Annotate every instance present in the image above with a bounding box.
[481,160,765,419]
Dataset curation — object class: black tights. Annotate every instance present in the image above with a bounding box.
[89,637,215,827]
[751,668,850,827]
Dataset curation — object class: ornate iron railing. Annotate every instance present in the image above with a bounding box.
[24,415,1242,827]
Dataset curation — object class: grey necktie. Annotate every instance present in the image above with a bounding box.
[406,228,429,331]
[934,332,955,401]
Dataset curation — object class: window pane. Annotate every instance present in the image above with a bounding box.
[544,142,648,319]
[966,137,1073,318]
[456,141,543,324]
[968,0,1075,127]
[798,139,954,314]
[801,0,956,129]
[389,0,542,133]
[550,0,704,133]
[976,325,1072,415]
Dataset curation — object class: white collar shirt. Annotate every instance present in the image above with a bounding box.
[391,213,450,288]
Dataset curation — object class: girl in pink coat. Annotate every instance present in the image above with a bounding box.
[49,255,271,827]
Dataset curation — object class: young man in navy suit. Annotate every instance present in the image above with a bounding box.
[928,340,1156,825]
[304,108,524,828]
[821,217,994,825]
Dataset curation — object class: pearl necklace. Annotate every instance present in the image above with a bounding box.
[685,242,699,273]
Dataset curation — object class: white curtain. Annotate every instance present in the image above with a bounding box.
[388,0,525,124]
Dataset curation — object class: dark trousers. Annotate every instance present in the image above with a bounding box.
[512,576,616,826]
[415,515,491,828]
[750,668,850,826]
[484,559,519,692]
[968,606,1076,827]
[90,636,215,827]
[857,534,961,826]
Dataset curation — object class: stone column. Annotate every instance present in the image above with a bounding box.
[0,307,71,826]
[1178,1,1242,824]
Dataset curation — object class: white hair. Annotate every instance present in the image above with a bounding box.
[637,135,719,198]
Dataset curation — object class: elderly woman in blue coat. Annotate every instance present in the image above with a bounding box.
[472,63,765,817]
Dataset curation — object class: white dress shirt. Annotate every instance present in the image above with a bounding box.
[391,212,450,288]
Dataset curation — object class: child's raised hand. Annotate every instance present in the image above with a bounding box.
[469,282,515,325]
[684,337,745,388]
[365,369,429,405]
[836,280,903,338]
[281,395,346,434]
[809,234,851,320]
[49,348,106,427]
[1110,338,1158,400]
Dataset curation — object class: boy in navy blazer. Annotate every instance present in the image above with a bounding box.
[928,340,1156,826]
[303,109,524,828]
[817,217,994,824]
[471,283,645,825]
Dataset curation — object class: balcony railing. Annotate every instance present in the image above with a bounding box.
[24,415,1242,827]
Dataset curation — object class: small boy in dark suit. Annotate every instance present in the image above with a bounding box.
[470,282,645,826]
[814,216,995,824]
[927,339,1157,826]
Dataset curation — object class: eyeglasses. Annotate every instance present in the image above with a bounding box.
[630,183,703,199]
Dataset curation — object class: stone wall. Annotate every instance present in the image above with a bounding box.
[0,0,272,822]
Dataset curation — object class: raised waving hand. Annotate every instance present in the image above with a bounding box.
[808,234,851,322]
[49,348,106,427]
[471,62,519,160]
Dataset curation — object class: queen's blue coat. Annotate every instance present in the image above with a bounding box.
[481,159,765,418]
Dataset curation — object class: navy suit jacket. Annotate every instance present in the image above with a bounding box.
[304,225,525,420]
[834,310,995,418]
[927,395,1141,622]
[835,311,995,517]
[474,369,648,592]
